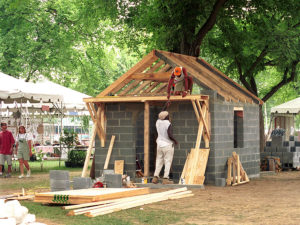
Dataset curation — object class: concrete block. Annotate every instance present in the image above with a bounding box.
[265,146,274,152]
[295,141,300,147]
[73,177,93,190]
[289,141,295,147]
[291,147,296,152]
[283,141,289,147]
[104,174,122,188]
[296,147,300,152]
[49,170,69,180]
[215,178,226,187]
[277,147,290,152]
[289,136,295,141]
[266,141,271,147]
[271,136,284,147]
[106,104,119,111]
[50,180,70,191]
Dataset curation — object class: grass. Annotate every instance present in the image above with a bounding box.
[22,201,183,225]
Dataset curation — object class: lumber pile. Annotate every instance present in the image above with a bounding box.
[64,187,193,217]
[226,152,249,186]
[179,148,210,185]
[34,188,149,204]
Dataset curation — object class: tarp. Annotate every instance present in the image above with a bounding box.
[0,72,63,103]
[271,97,300,114]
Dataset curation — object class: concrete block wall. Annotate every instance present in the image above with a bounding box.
[94,97,261,185]
[94,103,140,178]
[208,98,260,184]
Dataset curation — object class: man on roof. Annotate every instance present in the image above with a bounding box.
[167,66,193,99]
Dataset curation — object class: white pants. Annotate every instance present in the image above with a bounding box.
[154,144,174,179]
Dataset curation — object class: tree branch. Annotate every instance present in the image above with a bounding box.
[262,60,299,102]
[244,45,268,78]
[235,57,255,93]
[190,0,229,56]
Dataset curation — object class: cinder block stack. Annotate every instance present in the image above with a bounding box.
[262,136,300,169]
[49,170,70,192]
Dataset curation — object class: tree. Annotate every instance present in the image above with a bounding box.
[93,0,300,150]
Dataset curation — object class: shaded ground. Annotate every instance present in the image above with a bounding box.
[1,171,300,224]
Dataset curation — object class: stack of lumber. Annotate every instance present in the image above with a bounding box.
[179,148,210,185]
[63,187,193,217]
[226,152,249,186]
[34,188,149,204]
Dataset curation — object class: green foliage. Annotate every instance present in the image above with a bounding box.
[60,129,77,150]
[65,150,86,167]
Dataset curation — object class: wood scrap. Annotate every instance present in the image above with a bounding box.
[114,160,124,175]
[227,151,249,186]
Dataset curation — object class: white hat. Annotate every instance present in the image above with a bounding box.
[158,111,169,120]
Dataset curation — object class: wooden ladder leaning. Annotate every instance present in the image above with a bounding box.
[226,152,249,186]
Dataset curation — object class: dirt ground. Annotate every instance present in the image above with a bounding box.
[2,171,300,224]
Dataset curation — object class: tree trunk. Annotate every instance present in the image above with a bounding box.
[259,105,265,152]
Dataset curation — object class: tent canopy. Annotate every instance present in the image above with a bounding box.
[0,72,63,103]
[271,97,300,114]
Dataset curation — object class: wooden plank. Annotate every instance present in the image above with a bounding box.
[114,160,124,175]
[98,50,157,97]
[81,124,97,177]
[91,104,105,147]
[147,60,165,73]
[130,72,171,82]
[86,103,104,147]
[142,82,160,94]
[195,103,207,149]
[152,83,167,94]
[111,80,131,95]
[191,100,200,123]
[104,135,116,170]
[84,95,208,103]
[232,158,236,184]
[34,188,150,205]
[129,81,152,95]
[196,100,210,140]
[179,152,190,184]
[236,153,241,183]
[118,80,141,96]
[98,103,106,147]
[226,157,233,185]
[144,101,150,177]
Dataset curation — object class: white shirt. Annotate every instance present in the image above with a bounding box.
[16,133,33,142]
[156,119,173,148]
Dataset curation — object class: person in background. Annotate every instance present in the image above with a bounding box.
[0,122,15,178]
[152,111,178,185]
[16,126,32,178]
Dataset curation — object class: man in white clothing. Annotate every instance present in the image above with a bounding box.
[152,111,178,184]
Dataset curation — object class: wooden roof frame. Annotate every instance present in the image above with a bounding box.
[85,49,263,105]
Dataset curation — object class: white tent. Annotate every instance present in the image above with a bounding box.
[271,97,300,114]
[0,72,63,103]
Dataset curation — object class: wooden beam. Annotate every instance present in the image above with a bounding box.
[191,100,200,122]
[129,81,152,95]
[84,95,209,103]
[129,72,171,82]
[86,103,104,147]
[195,102,207,149]
[143,82,160,94]
[152,83,167,94]
[111,80,131,95]
[144,101,150,177]
[98,50,157,97]
[90,103,106,147]
[118,80,141,96]
[147,60,165,73]
[81,124,97,177]
[196,100,210,140]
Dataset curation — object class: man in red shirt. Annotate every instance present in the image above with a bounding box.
[0,122,15,178]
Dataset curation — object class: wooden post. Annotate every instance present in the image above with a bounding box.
[144,101,150,177]
[81,124,97,177]
[104,135,116,170]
